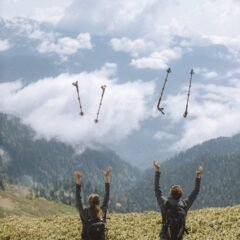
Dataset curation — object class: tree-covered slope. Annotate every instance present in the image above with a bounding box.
[0,113,140,211]
[129,135,240,211]
[1,112,240,212]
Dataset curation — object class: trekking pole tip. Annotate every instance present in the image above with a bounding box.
[72,81,78,87]
[80,112,84,116]
[157,107,165,115]
[198,166,203,172]
[167,67,172,73]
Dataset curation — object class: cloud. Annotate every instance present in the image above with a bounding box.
[131,48,182,69]
[203,35,240,62]
[31,7,66,25]
[153,131,176,141]
[38,33,92,60]
[195,68,219,79]
[58,0,240,64]
[59,0,159,34]
[3,0,240,57]
[226,68,240,78]
[2,1,240,162]
[163,81,240,151]
[0,64,155,146]
[0,39,10,51]
[203,71,219,79]
[110,37,153,57]
[1,0,72,25]
[3,18,45,37]
[2,18,92,60]
[60,0,240,38]
[4,1,240,68]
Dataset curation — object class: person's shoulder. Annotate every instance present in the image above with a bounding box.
[179,199,186,205]
[83,207,89,213]
[163,196,168,201]
[179,199,188,208]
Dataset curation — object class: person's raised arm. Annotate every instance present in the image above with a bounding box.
[184,166,202,210]
[75,171,85,220]
[101,166,111,210]
[153,160,167,209]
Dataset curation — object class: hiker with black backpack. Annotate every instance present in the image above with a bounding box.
[74,166,112,240]
[153,160,202,240]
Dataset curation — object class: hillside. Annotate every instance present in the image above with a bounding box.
[0,113,140,211]
[1,112,240,212]
[0,205,239,240]
[129,135,240,211]
[0,185,75,217]
[162,134,240,169]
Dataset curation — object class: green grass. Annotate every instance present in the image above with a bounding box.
[0,205,239,240]
[0,188,75,217]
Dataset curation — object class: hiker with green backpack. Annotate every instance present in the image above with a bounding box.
[74,166,112,240]
[153,160,202,240]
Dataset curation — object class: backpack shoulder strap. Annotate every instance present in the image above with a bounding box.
[162,200,170,225]
[163,200,186,223]
[102,208,107,223]
[178,200,188,216]
[83,208,92,224]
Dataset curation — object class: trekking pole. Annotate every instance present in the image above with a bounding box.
[72,81,84,116]
[183,69,194,118]
[157,67,171,115]
[95,85,107,123]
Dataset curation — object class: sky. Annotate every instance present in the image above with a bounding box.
[0,0,240,168]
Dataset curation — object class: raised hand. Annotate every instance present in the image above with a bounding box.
[74,171,82,184]
[104,166,112,177]
[104,166,112,183]
[196,166,203,178]
[153,160,161,172]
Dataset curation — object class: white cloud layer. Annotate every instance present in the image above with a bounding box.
[110,37,153,57]
[60,0,240,38]
[60,0,159,33]
[0,64,155,145]
[1,0,72,24]
[2,0,240,160]
[163,81,240,151]
[38,33,92,59]
[0,39,10,51]
[153,131,176,141]
[59,0,240,63]
[2,18,93,60]
[31,7,66,25]
[3,0,240,67]
[131,48,182,69]
[195,68,219,79]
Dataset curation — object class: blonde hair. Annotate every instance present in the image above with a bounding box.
[88,194,103,219]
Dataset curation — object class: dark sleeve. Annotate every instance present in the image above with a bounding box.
[184,177,201,210]
[76,184,86,221]
[101,183,110,211]
[155,171,167,210]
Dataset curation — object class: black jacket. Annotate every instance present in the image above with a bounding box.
[76,183,110,240]
[154,171,201,238]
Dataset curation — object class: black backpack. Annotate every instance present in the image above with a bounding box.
[86,210,107,240]
[163,201,187,240]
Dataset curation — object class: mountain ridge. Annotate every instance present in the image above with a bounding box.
[0,112,141,211]
[1,112,240,212]
[129,134,240,211]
